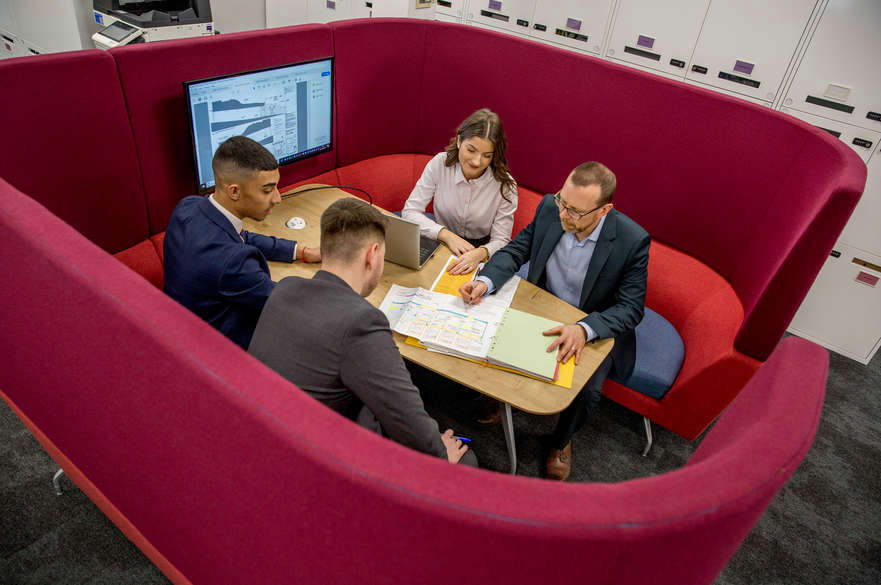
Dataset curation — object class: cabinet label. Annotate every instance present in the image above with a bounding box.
[719,71,761,89]
[733,60,755,75]
[806,95,855,114]
[856,271,879,287]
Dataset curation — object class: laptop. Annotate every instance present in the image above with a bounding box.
[384,214,441,269]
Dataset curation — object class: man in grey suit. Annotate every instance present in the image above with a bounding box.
[460,162,649,480]
[249,198,472,465]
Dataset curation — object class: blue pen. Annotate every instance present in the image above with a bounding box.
[453,435,472,443]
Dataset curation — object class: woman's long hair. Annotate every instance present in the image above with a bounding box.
[444,108,516,202]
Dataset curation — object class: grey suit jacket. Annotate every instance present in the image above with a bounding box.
[247,270,446,458]
[479,195,650,379]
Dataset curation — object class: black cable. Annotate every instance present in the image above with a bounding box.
[282,184,374,206]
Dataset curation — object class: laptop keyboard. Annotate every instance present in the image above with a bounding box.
[419,236,438,264]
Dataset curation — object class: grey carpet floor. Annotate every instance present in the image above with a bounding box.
[2,340,879,584]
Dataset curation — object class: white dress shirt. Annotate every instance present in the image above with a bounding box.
[402,152,518,258]
[477,214,608,342]
[208,194,298,257]
[209,194,244,240]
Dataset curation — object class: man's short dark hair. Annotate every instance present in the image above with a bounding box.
[320,199,388,263]
[212,136,278,186]
[570,161,617,205]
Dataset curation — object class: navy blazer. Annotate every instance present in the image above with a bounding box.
[164,195,296,349]
[479,195,650,379]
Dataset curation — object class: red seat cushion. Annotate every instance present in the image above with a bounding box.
[114,240,164,290]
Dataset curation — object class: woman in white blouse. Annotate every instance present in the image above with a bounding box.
[402,108,518,275]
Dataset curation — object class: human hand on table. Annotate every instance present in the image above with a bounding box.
[441,429,469,463]
[438,228,474,256]
[459,280,488,305]
[447,247,487,275]
[543,323,587,365]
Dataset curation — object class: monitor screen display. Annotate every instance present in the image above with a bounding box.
[183,57,333,193]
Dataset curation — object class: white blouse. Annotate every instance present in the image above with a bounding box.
[402,152,518,258]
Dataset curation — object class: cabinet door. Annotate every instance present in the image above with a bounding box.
[606,0,709,77]
[789,242,881,364]
[0,2,17,35]
[841,146,881,260]
[686,0,817,103]
[529,0,615,56]
[10,0,88,53]
[780,107,881,165]
[266,0,309,27]
[435,0,468,21]
[306,0,353,23]
[468,0,536,36]
[1,30,18,59]
[783,0,881,133]
[350,0,373,19]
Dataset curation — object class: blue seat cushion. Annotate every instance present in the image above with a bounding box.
[508,265,683,398]
[610,307,684,400]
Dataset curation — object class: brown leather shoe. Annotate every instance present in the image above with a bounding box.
[476,401,502,426]
[546,443,572,481]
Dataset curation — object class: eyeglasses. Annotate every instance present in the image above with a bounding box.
[553,192,605,220]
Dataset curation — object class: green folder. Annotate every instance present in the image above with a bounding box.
[486,308,562,381]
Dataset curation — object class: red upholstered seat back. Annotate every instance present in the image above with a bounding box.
[110,25,337,236]
[336,154,432,211]
[331,19,866,360]
[1,177,826,585]
[0,51,149,253]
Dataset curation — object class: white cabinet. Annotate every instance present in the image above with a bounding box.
[435,0,469,22]
[0,29,25,59]
[306,0,349,23]
[780,107,880,165]
[469,0,535,37]
[783,0,881,133]
[266,0,309,27]
[840,146,881,263]
[606,0,709,77]
[303,0,371,23]
[786,139,881,365]
[685,0,817,103]
[8,0,92,53]
[789,242,881,365]
[0,1,18,35]
[530,0,615,56]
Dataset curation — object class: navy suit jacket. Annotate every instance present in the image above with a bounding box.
[479,195,650,379]
[164,195,296,349]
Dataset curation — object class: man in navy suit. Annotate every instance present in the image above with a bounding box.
[460,162,649,480]
[164,136,321,349]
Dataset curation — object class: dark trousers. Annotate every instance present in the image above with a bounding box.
[552,352,614,449]
[464,235,491,248]
[357,405,479,468]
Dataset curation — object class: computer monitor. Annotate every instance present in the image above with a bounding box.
[183,57,334,194]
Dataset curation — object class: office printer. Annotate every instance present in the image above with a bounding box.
[92,0,213,49]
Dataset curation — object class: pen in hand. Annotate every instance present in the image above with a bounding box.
[453,435,472,443]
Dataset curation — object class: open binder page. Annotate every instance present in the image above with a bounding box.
[379,285,509,360]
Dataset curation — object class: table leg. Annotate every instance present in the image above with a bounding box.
[501,403,517,474]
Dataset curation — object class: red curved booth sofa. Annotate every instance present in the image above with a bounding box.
[0,18,862,584]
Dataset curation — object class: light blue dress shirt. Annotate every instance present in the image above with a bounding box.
[477,214,607,341]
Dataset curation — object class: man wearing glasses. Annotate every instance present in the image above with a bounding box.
[459,162,649,481]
